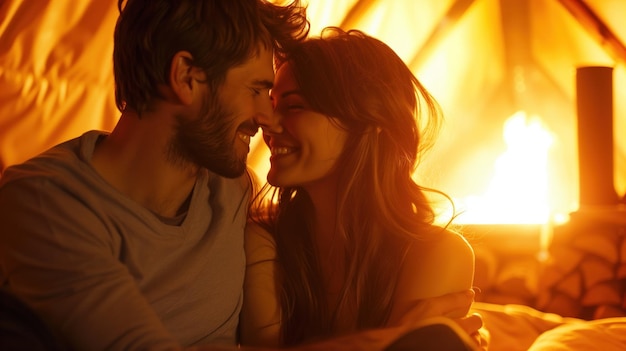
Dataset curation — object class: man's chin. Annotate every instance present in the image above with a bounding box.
[207,160,247,179]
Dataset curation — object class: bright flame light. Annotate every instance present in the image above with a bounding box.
[454,111,555,224]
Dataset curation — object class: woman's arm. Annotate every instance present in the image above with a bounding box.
[239,221,281,347]
[388,227,476,324]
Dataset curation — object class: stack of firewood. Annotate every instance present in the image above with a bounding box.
[535,208,626,320]
[473,245,540,307]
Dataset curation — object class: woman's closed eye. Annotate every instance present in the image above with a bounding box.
[275,99,307,113]
[272,91,310,113]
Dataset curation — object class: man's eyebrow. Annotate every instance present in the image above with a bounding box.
[252,79,274,89]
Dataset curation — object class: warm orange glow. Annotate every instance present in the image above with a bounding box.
[452,111,555,224]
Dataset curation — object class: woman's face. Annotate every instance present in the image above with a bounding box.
[264,62,348,189]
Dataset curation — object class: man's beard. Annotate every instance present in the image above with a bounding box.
[168,93,248,178]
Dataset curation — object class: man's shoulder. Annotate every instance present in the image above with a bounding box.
[1,132,100,181]
[0,131,104,195]
[1,147,73,188]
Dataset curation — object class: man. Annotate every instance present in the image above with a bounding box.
[0,1,483,350]
[0,1,306,349]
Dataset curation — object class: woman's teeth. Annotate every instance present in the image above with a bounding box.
[271,147,292,155]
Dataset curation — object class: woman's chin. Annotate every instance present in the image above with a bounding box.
[266,172,292,188]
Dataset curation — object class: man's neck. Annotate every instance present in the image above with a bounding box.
[91,111,198,218]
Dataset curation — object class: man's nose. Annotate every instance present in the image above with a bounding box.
[255,109,283,135]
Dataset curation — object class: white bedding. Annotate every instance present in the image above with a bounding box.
[473,302,626,350]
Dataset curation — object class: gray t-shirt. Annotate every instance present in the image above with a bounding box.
[0,131,249,350]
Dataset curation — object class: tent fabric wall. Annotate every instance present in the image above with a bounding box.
[1,0,624,216]
[0,1,119,171]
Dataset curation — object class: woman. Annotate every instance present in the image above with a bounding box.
[241,27,475,347]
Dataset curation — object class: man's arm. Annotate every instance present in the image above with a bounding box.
[197,290,482,351]
[0,179,178,350]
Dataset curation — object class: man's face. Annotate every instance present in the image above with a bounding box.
[170,45,274,178]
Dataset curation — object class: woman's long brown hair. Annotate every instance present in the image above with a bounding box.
[250,27,452,345]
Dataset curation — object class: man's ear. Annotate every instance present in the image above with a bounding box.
[169,51,205,105]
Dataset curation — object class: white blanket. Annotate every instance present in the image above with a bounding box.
[473,302,626,350]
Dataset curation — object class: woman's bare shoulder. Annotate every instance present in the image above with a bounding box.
[419,227,474,262]
[397,226,475,299]
[387,226,475,325]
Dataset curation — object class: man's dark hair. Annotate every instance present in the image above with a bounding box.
[113,0,309,114]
